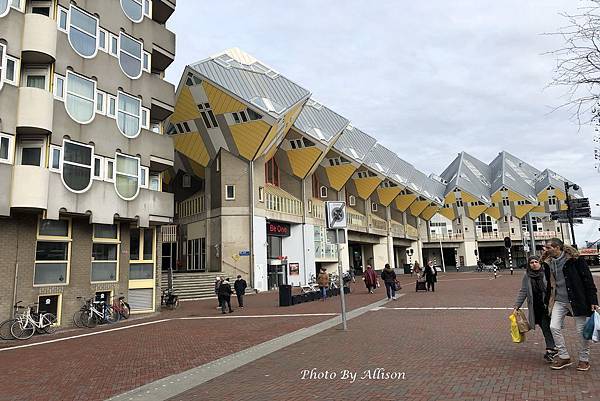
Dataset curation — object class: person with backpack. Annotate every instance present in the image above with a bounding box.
[380,263,397,300]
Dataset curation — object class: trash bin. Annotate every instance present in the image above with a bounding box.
[279,284,293,307]
[403,263,412,274]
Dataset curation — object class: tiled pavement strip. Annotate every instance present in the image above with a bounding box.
[2,272,600,401]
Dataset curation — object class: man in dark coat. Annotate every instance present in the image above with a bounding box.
[544,238,598,371]
[218,278,234,314]
[380,263,397,300]
[424,260,438,292]
[234,275,247,308]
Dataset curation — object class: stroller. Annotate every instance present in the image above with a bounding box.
[415,274,427,292]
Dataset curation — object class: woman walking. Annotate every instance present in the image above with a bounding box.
[317,268,329,301]
[363,265,378,294]
[512,255,558,362]
[424,260,438,292]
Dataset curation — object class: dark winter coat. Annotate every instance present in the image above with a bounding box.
[218,282,233,297]
[549,250,598,317]
[364,269,378,287]
[380,268,397,283]
[234,279,247,295]
[513,264,551,327]
[424,265,437,283]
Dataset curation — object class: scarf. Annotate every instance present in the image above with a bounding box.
[527,267,545,297]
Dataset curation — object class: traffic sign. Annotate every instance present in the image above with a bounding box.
[551,209,591,220]
[555,218,584,224]
[325,201,347,229]
[568,198,590,209]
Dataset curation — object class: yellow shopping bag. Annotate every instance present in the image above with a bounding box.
[509,313,525,343]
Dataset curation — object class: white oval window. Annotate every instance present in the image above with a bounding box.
[68,6,98,58]
[115,153,140,200]
[121,0,143,22]
[117,92,141,138]
[65,71,96,124]
[119,32,143,79]
[61,140,94,193]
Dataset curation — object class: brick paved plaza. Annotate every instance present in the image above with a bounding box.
[1,271,599,401]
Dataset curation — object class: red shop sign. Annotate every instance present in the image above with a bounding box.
[267,221,291,237]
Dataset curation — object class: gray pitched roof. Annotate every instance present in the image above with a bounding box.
[534,169,584,197]
[406,170,445,205]
[440,152,492,204]
[364,144,398,175]
[389,156,416,187]
[333,125,377,163]
[292,99,349,144]
[190,50,310,118]
[489,152,539,202]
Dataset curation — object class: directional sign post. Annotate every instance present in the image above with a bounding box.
[325,201,348,331]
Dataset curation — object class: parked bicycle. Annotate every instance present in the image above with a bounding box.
[111,294,131,319]
[73,297,119,328]
[10,303,57,340]
[161,288,179,309]
[0,301,26,340]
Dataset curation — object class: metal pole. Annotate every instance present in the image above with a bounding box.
[439,235,446,272]
[565,182,577,248]
[508,247,513,275]
[336,229,348,331]
[527,213,536,257]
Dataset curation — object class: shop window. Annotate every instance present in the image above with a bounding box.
[61,140,93,193]
[68,5,98,58]
[65,71,96,124]
[115,153,140,200]
[117,91,142,138]
[34,218,71,286]
[119,32,143,79]
[0,133,14,164]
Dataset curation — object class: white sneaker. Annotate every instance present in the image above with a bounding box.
[392,296,396,300]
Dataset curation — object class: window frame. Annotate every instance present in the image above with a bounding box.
[149,172,160,191]
[0,133,14,165]
[0,0,11,17]
[114,152,141,201]
[93,155,104,180]
[67,5,99,59]
[107,94,117,118]
[319,185,328,199]
[4,55,19,86]
[65,70,97,125]
[104,158,115,182]
[349,195,356,207]
[22,66,50,90]
[140,166,149,189]
[371,202,378,212]
[116,91,142,138]
[53,73,65,100]
[60,139,94,194]
[16,137,46,167]
[98,28,109,52]
[34,217,72,287]
[49,144,61,172]
[96,90,106,115]
[118,31,143,80]
[57,6,68,32]
[91,223,120,284]
[120,0,144,23]
[225,184,236,201]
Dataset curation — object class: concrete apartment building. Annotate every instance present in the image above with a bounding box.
[164,48,581,296]
[0,0,176,325]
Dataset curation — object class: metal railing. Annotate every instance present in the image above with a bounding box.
[265,187,303,217]
[348,209,367,228]
[311,199,325,220]
[177,193,205,218]
[429,233,464,241]
[161,225,177,243]
[478,231,510,240]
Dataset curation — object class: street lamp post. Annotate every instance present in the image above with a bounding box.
[438,234,446,273]
[564,182,580,249]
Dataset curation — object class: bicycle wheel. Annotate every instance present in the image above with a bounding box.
[83,311,97,328]
[171,296,180,310]
[0,319,16,340]
[120,302,130,319]
[10,320,35,340]
[104,306,120,324]
[73,310,86,328]
[41,313,57,334]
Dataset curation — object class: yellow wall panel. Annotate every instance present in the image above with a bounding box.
[485,206,501,220]
[256,101,305,158]
[354,177,383,199]
[538,190,549,202]
[555,189,567,201]
[286,147,323,178]
[202,81,247,115]
[229,120,271,160]
[376,187,402,206]
[395,193,417,212]
[171,86,201,124]
[445,192,456,204]
[173,132,210,167]
[466,205,488,220]
[420,205,439,221]
[514,204,535,218]
[560,203,568,211]
[507,190,525,202]
[325,164,356,191]
[530,205,545,213]
[187,159,206,178]
[438,207,456,220]
[461,192,479,203]
[409,200,429,217]
[491,191,502,202]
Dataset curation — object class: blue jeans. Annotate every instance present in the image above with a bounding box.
[385,282,396,299]
[320,286,327,300]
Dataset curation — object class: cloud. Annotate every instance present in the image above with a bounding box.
[166,0,600,245]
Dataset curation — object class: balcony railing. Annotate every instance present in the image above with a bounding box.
[310,199,325,220]
[348,209,367,229]
[528,231,557,240]
[177,193,205,218]
[370,216,388,231]
[478,231,510,240]
[390,222,405,237]
[265,186,303,217]
[429,233,464,241]
[161,225,177,243]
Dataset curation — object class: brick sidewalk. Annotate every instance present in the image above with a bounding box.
[168,272,600,401]
[0,284,385,401]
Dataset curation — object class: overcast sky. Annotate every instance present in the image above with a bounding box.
[165,0,600,246]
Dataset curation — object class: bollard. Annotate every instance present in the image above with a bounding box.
[510,267,513,275]
[494,267,497,279]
